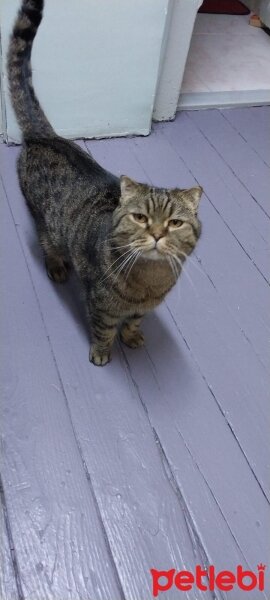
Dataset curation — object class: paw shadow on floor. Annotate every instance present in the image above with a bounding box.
[29,237,89,343]
[121,309,194,395]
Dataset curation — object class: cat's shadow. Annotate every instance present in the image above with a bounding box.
[126,309,192,388]
[30,238,89,342]
[30,238,189,382]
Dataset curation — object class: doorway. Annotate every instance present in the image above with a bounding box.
[178,1,270,109]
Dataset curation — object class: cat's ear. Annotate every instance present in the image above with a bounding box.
[120,175,137,196]
[187,186,203,212]
[176,186,203,213]
[120,175,142,203]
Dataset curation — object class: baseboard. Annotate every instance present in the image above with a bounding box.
[177,89,270,110]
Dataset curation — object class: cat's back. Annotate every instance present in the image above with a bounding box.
[18,135,120,213]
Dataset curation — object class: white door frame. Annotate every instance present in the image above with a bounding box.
[153,0,203,121]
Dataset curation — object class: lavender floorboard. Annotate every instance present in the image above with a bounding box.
[248,105,270,134]
[0,178,122,600]
[221,107,270,167]
[0,503,19,600]
[126,131,270,372]
[2,107,270,600]
[0,146,215,600]
[85,137,270,578]
[158,112,270,282]
[189,109,270,218]
[85,137,149,181]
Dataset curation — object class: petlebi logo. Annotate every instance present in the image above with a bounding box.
[150,564,266,597]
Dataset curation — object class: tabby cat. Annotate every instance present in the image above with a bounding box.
[8,0,203,366]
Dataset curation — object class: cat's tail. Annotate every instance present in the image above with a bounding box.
[7,0,54,139]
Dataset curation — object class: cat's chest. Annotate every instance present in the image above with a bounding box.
[126,260,177,302]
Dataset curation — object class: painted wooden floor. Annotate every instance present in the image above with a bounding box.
[1,107,270,600]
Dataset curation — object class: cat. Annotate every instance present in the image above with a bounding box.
[8,0,203,366]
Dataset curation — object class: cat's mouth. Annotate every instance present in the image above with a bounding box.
[143,247,167,261]
[141,237,168,260]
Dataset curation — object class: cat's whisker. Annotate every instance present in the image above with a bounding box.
[108,248,140,283]
[167,256,178,283]
[99,247,132,282]
[125,249,141,280]
[179,251,204,276]
[165,247,181,275]
[173,254,197,292]
[113,250,138,279]
[108,247,142,284]
[172,256,181,283]
[165,255,182,303]
[111,243,133,250]
[165,246,196,291]
[111,242,144,252]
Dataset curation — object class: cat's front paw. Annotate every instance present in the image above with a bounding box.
[89,346,111,366]
[120,327,145,349]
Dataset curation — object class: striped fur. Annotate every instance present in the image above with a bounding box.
[8,0,54,138]
[8,1,203,366]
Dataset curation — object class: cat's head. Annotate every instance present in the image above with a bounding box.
[112,176,203,263]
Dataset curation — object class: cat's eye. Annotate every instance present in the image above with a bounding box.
[169,219,183,228]
[132,213,147,224]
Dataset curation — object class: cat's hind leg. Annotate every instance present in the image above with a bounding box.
[40,231,70,284]
[46,255,70,283]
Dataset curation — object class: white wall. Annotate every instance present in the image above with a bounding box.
[0,0,170,142]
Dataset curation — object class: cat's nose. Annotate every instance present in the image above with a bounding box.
[151,231,164,241]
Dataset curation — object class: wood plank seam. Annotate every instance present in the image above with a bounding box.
[183,253,269,376]
[214,167,270,247]
[41,337,126,600]
[187,112,270,220]
[220,111,270,169]
[119,350,218,575]
[188,110,270,218]
[168,426,268,600]
[220,107,270,168]
[166,305,270,504]
[0,474,24,600]
[68,437,126,600]
[153,435,225,582]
